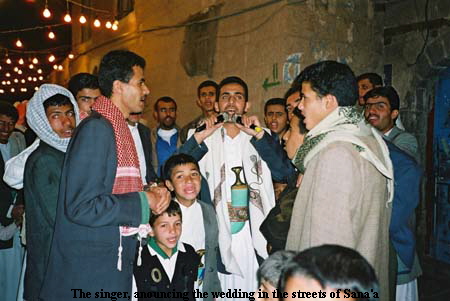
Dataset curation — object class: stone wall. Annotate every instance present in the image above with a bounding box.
[55,0,383,127]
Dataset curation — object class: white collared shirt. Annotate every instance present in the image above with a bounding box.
[148,242,186,282]
[128,123,147,185]
[177,199,205,251]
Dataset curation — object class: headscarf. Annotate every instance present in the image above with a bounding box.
[27,84,80,153]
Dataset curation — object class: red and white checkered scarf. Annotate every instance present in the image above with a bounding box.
[92,96,143,193]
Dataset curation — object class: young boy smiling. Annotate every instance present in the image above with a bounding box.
[133,201,198,301]
[163,154,222,301]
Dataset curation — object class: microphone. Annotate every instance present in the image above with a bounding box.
[195,113,225,132]
[195,112,263,133]
[235,116,263,132]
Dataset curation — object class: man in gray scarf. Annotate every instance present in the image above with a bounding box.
[23,84,79,301]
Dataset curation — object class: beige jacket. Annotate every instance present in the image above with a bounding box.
[286,138,391,301]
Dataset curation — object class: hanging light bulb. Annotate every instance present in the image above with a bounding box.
[11,88,15,93]
[29,64,34,69]
[35,87,39,91]
[13,67,18,72]
[21,79,25,84]
[64,13,72,23]
[1,81,5,85]
[38,76,43,81]
[14,79,18,83]
[58,65,63,71]
[37,69,43,74]
[32,57,38,64]
[68,53,74,59]
[0,89,3,94]
[6,72,10,77]
[18,70,23,75]
[93,17,101,28]
[112,20,118,31]
[48,54,55,62]
[6,81,11,85]
[48,30,55,39]
[16,39,23,48]
[6,58,11,64]
[43,0,51,18]
[18,58,24,65]
[53,65,58,70]
[33,77,37,82]
[43,7,51,18]
[28,76,32,81]
[64,0,71,22]
[79,15,87,24]
[105,21,112,29]
[23,88,27,92]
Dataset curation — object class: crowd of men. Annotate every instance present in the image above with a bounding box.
[0,50,422,301]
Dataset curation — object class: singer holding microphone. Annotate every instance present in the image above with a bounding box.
[181,76,275,300]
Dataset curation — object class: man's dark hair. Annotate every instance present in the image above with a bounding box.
[218,76,248,102]
[279,245,379,301]
[43,94,73,112]
[68,73,99,97]
[356,73,383,87]
[98,50,146,98]
[294,60,358,107]
[163,153,200,181]
[0,101,19,122]
[197,80,218,98]
[363,86,400,111]
[292,108,308,134]
[149,200,182,226]
[284,86,300,100]
[154,96,177,112]
[264,98,287,115]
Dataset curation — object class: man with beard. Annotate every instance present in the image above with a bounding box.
[356,73,383,108]
[151,96,181,177]
[364,86,418,160]
[180,80,218,143]
[185,76,275,299]
[24,84,79,301]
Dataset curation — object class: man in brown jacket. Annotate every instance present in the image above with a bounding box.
[286,61,393,301]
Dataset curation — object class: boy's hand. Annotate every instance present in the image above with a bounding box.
[145,186,171,215]
[194,115,223,144]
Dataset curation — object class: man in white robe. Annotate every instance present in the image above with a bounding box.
[187,76,275,299]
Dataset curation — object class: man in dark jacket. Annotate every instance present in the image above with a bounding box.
[24,85,78,301]
[40,50,170,301]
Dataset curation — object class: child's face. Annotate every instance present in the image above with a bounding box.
[151,213,182,257]
[165,163,201,203]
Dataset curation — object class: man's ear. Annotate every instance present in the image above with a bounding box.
[391,109,399,120]
[165,180,174,192]
[196,99,202,109]
[153,110,158,121]
[324,94,338,111]
[244,101,250,113]
[214,102,219,113]
[112,80,122,96]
